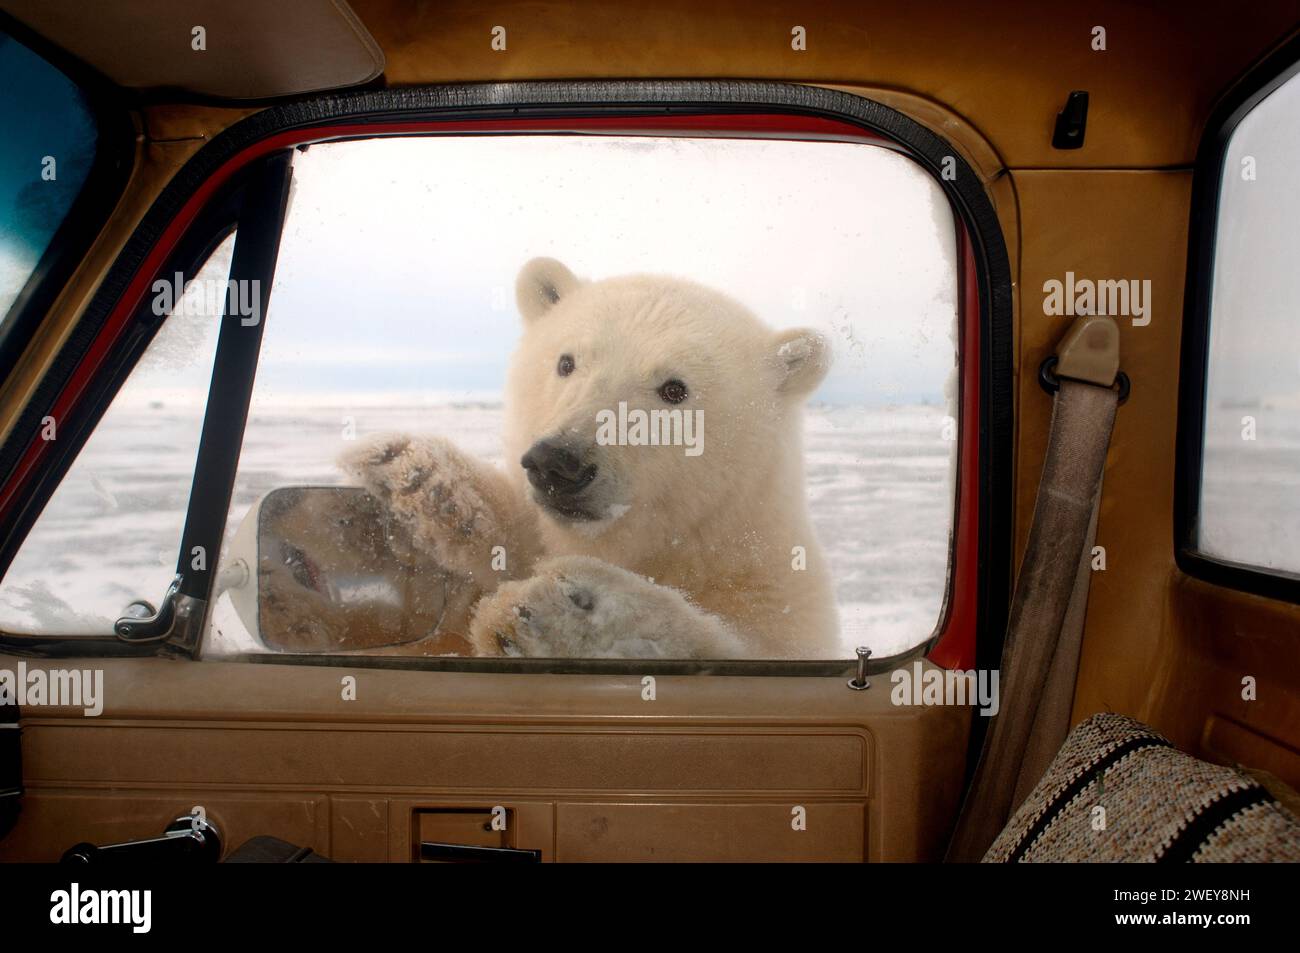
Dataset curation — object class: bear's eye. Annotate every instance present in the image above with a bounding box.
[657,379,688,404]
[557,354,576,377]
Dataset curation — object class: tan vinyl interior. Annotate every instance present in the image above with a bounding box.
[0,659,966,862]
[0,0,384,99]
[1,1,1298,861]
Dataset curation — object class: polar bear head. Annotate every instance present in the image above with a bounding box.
[503,257,830,554]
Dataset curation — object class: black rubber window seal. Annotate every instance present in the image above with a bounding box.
[1175,37,1300,605]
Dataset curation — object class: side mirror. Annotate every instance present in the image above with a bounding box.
[217,486,462,653]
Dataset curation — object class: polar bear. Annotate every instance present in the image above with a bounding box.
[339,258,839,659]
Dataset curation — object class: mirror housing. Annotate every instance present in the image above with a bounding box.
[218,486,461,654]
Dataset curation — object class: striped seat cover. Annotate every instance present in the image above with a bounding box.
[984,713,1300,862]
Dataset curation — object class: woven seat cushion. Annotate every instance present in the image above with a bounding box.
[984,712,1300,862]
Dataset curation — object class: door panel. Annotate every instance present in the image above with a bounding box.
[0,656,968,862]
[554,802,866,862]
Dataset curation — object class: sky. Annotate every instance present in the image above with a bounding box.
[118,132,961,414]
[245,133,960,408]
[1206,69,1300,410]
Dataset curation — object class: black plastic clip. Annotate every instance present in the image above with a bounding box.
[1039,355,1129,405]
[1052,91,1089,149]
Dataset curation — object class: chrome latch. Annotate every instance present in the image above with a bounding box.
[114,574,182,643]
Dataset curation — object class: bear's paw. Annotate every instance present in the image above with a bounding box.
[337,434,505,575]
[467,555,746,659]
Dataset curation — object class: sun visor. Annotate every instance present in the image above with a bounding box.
[0,0,385,99]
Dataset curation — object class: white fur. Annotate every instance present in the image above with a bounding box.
[340,258,840,659]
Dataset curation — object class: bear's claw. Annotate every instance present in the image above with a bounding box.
[563,582,595,611]
[337,433,503,573]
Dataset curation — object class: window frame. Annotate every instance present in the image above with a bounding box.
[0,82,1013,675]
[1176,36,1300,604]
[0,168,253,659]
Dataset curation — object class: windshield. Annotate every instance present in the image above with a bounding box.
[0,29,98,330]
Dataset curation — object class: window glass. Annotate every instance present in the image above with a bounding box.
[0,29,98,326]
[206,135,960,661]
[0,235,235,634]
[1198,70,1300,576]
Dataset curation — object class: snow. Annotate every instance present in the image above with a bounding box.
[0,400,953,660]
[1199,402,1300,573]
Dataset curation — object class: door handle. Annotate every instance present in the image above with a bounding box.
[62,814,222,864]
[419,842,541,863]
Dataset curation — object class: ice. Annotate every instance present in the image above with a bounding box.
[0,400,954,659]
[1199,401,1300,572]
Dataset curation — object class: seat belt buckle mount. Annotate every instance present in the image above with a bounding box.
[1039,314,1129,403]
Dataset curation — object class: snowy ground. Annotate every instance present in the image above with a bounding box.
[1199,402,1300,574]
[0,400,954,659]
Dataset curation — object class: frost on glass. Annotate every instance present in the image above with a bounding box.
[205,136,960,661]
[1199,72,1300,575]
[0,234,234,634]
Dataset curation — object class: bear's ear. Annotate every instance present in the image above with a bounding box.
[770,328,831,396]
[516,257,582,323]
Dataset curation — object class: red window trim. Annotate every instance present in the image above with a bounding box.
[0,111,980,669]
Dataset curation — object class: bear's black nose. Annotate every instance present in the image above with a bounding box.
[521,440,597,496]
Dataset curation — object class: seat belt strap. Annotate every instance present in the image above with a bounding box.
[946,315,1123,862]
[1011,486,1103,810]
